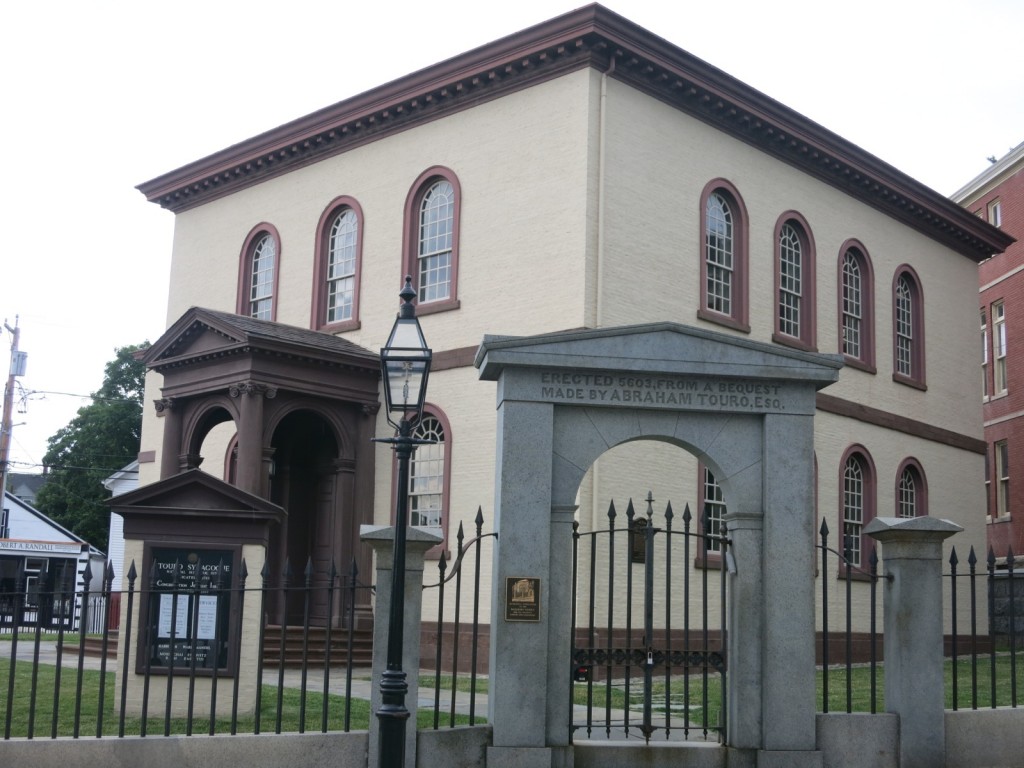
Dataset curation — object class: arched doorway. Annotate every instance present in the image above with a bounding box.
[269,410,340,625]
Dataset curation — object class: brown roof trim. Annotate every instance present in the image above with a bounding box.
[136,4,1012,262]
[143,306,379,375]
[816,392,985,454]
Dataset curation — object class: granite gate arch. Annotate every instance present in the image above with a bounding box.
[475,322,842,768]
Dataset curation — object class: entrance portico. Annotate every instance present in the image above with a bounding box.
[142,308,382,626]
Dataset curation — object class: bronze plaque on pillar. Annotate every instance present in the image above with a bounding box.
[505,577,540,622]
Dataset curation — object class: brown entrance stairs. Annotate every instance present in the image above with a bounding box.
[67,626,373,668]
[261,625,373,668]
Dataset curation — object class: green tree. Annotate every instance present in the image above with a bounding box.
[34,343,149,553]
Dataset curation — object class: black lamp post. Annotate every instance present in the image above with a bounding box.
[376,276,432,768]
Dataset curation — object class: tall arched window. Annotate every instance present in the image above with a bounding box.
[698,180,749,332]
[893,265,926,389]
[237,224,281,321]
[838,241,875,372]
[403,167,461,314]
[406,408,452,552]
[312,198,363,331]
[696,464,727,568]
[773,214,816,350]
[839,446,876,574]
[896,458,928,518]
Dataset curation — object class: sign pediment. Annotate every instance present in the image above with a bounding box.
[108,469,285,524]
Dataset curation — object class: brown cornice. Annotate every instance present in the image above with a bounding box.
[136,4,1012,262]
[816,392,985,454]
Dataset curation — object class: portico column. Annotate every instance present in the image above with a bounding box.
[231,381,275,496]
[155,398,182,480]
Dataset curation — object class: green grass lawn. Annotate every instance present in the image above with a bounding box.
[0,662,463,738]
[6,653,1024,738]
[569,652,1024,724]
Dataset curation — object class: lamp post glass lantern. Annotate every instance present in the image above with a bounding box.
[376,276,432,768]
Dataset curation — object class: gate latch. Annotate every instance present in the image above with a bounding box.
[647,647,654,666]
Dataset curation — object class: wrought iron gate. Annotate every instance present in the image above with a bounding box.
[570,493,729,743]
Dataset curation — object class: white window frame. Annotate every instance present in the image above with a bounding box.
[778,223,802,338]
[702,467,726,554]
[997,440,1010,518]
[705,193,734,316]
[409,415,445,535]
[982,307,989,399]
[988,199,1002,228]
[843,457,865,567]
[326,209,358,324]
[895,276,914,378]
[994,301,1008,395]
[418,181,454,304]
[249,234,276,320]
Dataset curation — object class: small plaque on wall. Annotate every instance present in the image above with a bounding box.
[505,577,541,622]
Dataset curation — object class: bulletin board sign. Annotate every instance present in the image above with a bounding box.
[138,545,237,675]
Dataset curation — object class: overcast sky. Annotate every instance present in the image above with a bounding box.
[2,0,1021,476]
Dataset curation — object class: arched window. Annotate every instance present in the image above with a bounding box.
[312,198,363,331]
[406,408,452,553]
[896,458,928,518]
[698,180,749,332]
[237,224,281,321]
[838,241,875,372]
[893,266,926,389]
[403,167,461,314]
[839,446,876,574]
[696,463,727,568]
[773,214,816,350]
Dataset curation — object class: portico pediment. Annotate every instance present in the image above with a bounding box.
[142,307,380,404]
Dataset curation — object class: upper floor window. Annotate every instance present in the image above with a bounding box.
[698,180,749,332]
[988,199,1002,228]
[981,307,989,399]
[312,198,363,331]
[774,214,816,350]
[0,507,9,539]
[237,224,281,321]
[840,446,876,573]
[892,266,926,389]
[896,459,927,518]
[993,301,1008,395]
[839,242,875,372]
[403,167,461,314]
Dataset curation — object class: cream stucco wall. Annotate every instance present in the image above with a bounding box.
[140,65,985,632]
[597,76,983,438]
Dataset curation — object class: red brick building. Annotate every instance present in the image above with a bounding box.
[955,141,1024,559]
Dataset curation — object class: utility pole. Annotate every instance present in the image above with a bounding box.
[1,317,26,507]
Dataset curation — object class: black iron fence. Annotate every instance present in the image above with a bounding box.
[816,521,885,713]
[422,507,496,728]
[570,496,728,743]
[816,524,1024,713]
[0,511,494,741]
